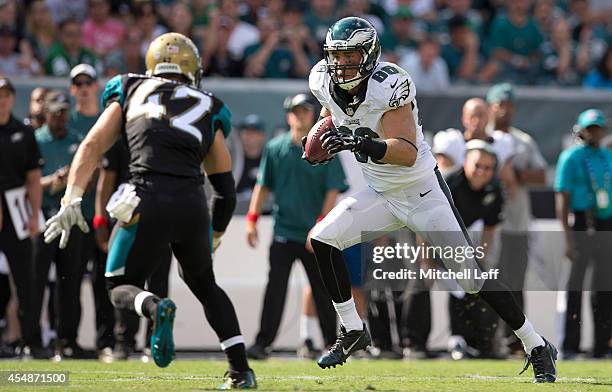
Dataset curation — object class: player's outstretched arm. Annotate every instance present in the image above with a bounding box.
[380,104,418,167]
[204,129,237,250]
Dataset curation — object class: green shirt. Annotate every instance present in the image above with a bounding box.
[243,43,296,79]
[67,110,100,219]
[257,133,349,243]
[488,15,543,57]
[35,125,83,215]
[554,144,612,219]
[44,42,102,77]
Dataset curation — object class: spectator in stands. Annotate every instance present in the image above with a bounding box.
[555,108,612,359]
[218,0,259,63]
[0,77,48,359]
[240,0,265,25]
[34,90,95,360]
[568,0,609,66]
[304,0,337,49]
[380,6,420,64]
[82,0,125,60]
[384,0,436,21]
[0,25,41,77]
[202,18,244,77]
[44,18,102,77]
[245,93,344,360]
[479,0,544,84]
[282,3,319,63]
[104,25,145,77]
[192,0,220,31]
[338,0,385,33]
[485,83,547,354]
[243,15,310,79]
[46,0,87,24]
[583,48,612,89]
[431,0,483,43]
[534,0,566,38]
[446,141,504,360]
[539,18,578,85]
[167,1,196,42]
[400,37,450,91]
[441,15,480,83]
[24,87,48,129]
[25,0,56,63]
[133,0,166,59]
[235,114,267,208]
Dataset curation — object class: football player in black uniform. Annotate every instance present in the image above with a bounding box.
[43,33,255,389]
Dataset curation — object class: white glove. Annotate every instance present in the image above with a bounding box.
[106,183,141,223]
[44,196,90,249]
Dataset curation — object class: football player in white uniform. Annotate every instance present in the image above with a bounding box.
[304,17,557,383]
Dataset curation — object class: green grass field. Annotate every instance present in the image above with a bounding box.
[1,358,611,391]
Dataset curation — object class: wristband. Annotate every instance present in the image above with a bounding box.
[246,212,259,224]
[358,137,387,161]
[93,215,109,230]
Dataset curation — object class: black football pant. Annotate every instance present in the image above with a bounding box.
[254,239,337,348]
[563,214,612,356]
[105,178,243,346]
[32,213,84,344]
[0,200,39,346]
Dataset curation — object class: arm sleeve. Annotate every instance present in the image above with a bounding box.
[325,158,349,193]
[100,74,125,108]
[483,188,504,226]
[256,143,275,189]
[25,127,44,171]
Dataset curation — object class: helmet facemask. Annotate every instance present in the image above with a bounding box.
[324,18,380,91]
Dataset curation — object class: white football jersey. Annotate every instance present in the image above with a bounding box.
[309,60,436,193]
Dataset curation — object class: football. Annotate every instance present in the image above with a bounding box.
[303,116,335,163]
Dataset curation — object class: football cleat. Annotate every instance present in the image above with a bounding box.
[519,337,558,383]
[219,369,257,390]
[317,324,371,369]
[150,298,176,368]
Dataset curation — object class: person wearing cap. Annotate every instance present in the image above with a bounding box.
[67,63,117,360]
[32,89,96,360]
[245,92,347,359]
[44,18,101,77]
[0,77,49,358]
[555,108,612,359]
[486,83,548,354]
[445,141,505,360]
[379,6,419,64]
[235,114,267,203]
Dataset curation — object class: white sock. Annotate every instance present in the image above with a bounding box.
[299,315,318,341]
[514,318,545,353]
[333,297,363,331]
[134,291,154,317]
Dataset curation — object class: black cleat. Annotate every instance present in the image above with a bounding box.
[297,338,320,360]
[519,337,558,383]
[317,324,371,369]
[219,368,257,389]
[246,344,270,360]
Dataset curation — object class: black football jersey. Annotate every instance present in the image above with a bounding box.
[101,74,231,179]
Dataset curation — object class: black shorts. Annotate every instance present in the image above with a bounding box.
[105,175,211,289]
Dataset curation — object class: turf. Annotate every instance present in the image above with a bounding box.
[0,358,611,391]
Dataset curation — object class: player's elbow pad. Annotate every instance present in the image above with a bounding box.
[208,171,236,232]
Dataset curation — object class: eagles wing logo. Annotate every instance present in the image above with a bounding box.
[389,79,410,108]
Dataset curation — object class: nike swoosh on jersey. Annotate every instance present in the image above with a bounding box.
[390,79,398,88]
[419,189,432,197]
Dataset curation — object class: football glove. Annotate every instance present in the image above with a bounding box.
[320,130,364,155]
[44,188,90,249]
[301,136,334,166]
[106,183,141,223]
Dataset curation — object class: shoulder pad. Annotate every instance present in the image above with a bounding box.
[368,62,416,110]
[309,60,329,105]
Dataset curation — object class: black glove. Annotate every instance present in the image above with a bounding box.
[320,130,363,155]
[301,136,334,166]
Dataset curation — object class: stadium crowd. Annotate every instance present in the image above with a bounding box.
[0,0,610,87]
